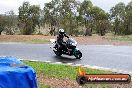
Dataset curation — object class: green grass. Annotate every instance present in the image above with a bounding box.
[0,38,50,44]
[23,61,113,80]
[111,35,132,42]
[23,61,114,88]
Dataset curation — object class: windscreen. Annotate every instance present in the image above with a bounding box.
[66,38,77,44]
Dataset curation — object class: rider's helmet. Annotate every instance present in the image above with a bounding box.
[59,29,65,34]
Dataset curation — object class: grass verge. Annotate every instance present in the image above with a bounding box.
[111,35,132,42]
[23,61,113,80]
[0,39,50,44]
[23,60,114,88]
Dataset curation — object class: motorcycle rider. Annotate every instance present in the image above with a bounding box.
[57,29,70,53]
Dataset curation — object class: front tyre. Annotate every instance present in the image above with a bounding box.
[54,50,62,56]
[74,50,82,59]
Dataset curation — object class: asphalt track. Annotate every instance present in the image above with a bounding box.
[0,43,132,73]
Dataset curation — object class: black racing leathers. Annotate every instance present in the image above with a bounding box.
[57,33,69,51]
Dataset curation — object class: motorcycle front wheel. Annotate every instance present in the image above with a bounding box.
[74,50,82,59]
[54,50,62,56]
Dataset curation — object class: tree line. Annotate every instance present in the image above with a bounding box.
[0,0,131,36]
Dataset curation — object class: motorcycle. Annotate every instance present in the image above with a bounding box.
[50,38,82,59]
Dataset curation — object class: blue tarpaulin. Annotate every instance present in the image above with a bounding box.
[0,57,38,88]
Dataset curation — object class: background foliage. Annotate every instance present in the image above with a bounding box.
[0,0,131,36]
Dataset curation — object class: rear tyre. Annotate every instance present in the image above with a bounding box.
[74,50,82,59]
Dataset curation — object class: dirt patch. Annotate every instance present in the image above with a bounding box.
[37,73,132,88]
[110,83,132,88]
[0,35,132,45]
[37,73,85,88]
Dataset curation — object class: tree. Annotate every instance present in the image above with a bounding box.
[91,6,109,36]
[43,0,79,36]
[78,0,109,36]
[78,0,93,36]
[59,0,79,35]
[124,1,132,34]
[43,1,57,36]
[5,10,17,35]
[0,15,7,35]
[110,2,126,35]
[18,2,40,35]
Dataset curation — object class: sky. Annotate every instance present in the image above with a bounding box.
[0,0,131,15]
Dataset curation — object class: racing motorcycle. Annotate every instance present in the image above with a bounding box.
[50,38,82,59]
